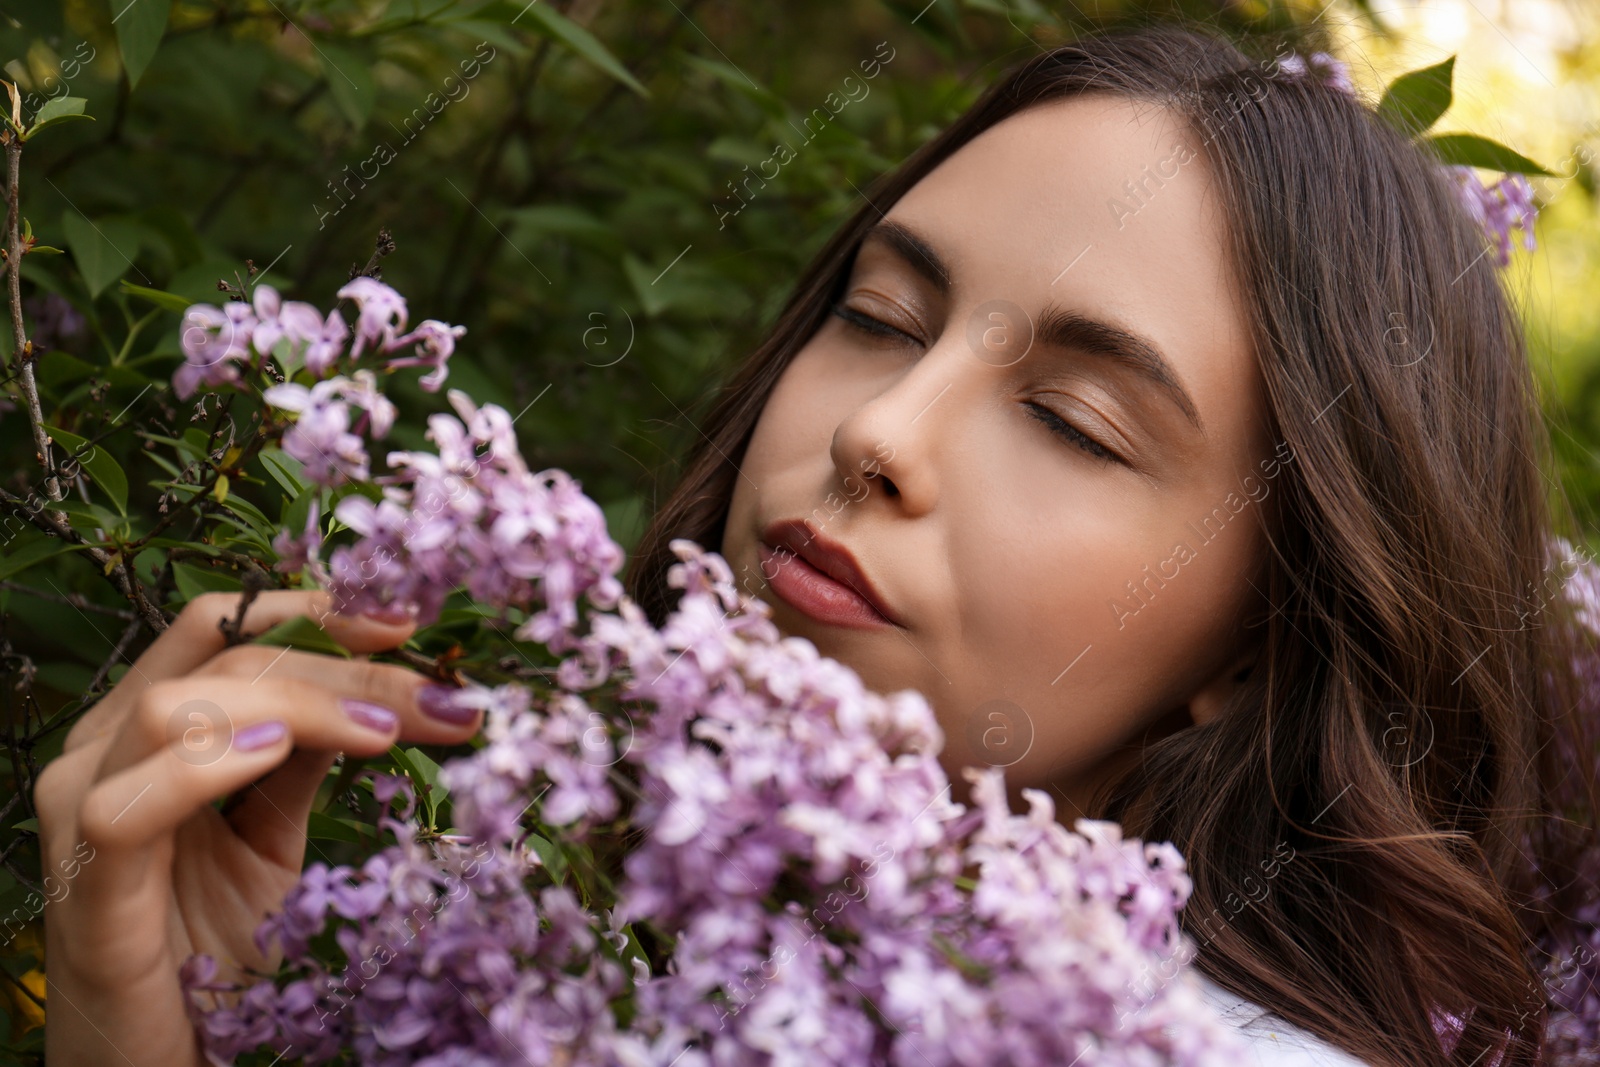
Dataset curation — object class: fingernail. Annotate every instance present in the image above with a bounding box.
[417,684,476,725]
[234,720,288,752]
[360,602,416,624]
[341,698,399,733]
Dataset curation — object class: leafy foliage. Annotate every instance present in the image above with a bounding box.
[0,0,1591,1061]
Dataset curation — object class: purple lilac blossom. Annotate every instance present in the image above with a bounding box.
[261,375,396,487]
[386,319,467,392]
[338,276,410,358]
[23,291,86,352]
[175,301,254,399]
[172,279,459,403]
[1276,51,1356,98]
[172,284,1596,1064]
[1446,167,1539,267]
[282,389,626,632]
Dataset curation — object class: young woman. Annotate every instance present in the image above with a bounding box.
[37,22,1597,1067]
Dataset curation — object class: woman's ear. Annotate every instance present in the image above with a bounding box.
[1186,645,1259,728]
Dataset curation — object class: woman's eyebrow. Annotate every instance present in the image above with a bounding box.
[862,218,1202,435]
[1034,304,1203,434]
[862,218,950,293]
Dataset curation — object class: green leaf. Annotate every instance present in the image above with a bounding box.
[10,818,39,833]
[219,494,277,541]
[61,212,142,299]
[43,495,125,537]
[680,54,780,117]
[23,95,92,140]
[307,811,370,844]
[622,252,675,316]
[258,448,310,498]
[248,612,354,658]
[526,832,566,882]
[118,279,191,313]
[1423,133,1555,177]
[170,560,244,601]
[279,485,316,545]
[387,744,436,827]
[316,41,377,128]
[0,538,89,582]
[404,746,448,808]
[112,0,172,89]
[515,3,649,98]
[1375,56,1454,137]
[42,424,128,514]
[440,18,532,58]
[29,244,64,254]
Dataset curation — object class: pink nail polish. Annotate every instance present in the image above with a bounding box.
[417,684,477,725]
[341,698,398,733]
[361,602,416,624]
[234,720,288,752]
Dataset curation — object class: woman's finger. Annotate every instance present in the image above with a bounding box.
[53,726,302,997]
[188,643,481,746]
[64,589,417,754]
[78,722,297,853]
[93,675,404,782]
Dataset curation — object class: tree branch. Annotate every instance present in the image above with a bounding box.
[4,128,60,502]
[0,581,137,620]
[0,488,168,631]
[87,616,146,694]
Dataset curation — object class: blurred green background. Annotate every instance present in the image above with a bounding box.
[0,0,1593,1057]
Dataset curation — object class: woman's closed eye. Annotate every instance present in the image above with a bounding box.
[1025,402,1120,464]
[831,300,922,346]
[832,301,1123,465]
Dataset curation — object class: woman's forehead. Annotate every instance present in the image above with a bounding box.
[879,96,1265,459]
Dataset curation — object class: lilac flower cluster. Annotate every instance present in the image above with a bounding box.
[1446,166,1539,266]
[175,276,464,400]
[181,786,629,1065]
[277,389,625,636]
[181,377,1247,1064]
[184,541,1242,1065]
[1275,50,1356,97]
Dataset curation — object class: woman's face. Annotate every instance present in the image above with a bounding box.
[722,96,1278,814]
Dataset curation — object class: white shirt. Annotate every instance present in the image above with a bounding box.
[1193,973,1373,1066]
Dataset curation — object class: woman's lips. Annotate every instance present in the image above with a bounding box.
[758,541,897,630]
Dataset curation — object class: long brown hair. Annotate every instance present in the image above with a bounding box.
[622,23,1599,1067]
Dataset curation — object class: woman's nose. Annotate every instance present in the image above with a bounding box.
[829,325,989,516]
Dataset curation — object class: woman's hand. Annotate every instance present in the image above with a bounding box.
[34,589,482,1067]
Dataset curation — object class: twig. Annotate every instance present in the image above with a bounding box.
[2,111,59,501]
[87,616,146,694]
[1,633,34,824]
[1,854,38,896]
[355,227,396,279]
[0,580,137,619]
[217,566,270,647]
[0,489,170,631]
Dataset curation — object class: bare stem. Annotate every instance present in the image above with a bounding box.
[3,131,58,501]
[0,580,137,619]
[88,617,146,694]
